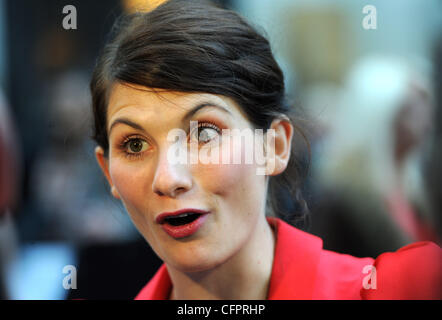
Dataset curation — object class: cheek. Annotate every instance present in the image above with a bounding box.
[195,138,262,197]
[109,160,150,206]
[197,164,244,194]
[108,159,156,240]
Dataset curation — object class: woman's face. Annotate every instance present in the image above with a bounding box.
[96,83,272,272]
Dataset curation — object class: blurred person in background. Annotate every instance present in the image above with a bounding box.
[0,89,21,300]
[28,69,137,243]
[424,36,442,240]
[311,55,440,258]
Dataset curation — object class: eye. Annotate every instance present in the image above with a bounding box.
[124,137,149,154]
[189,122,221,144]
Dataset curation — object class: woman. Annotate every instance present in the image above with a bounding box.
[90,0,441,299]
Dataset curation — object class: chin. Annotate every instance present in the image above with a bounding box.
[166,248,228,274]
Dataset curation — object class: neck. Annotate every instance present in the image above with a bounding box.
[167,215,276,300]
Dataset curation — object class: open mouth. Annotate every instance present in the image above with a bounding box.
[164,212,202,226]
[157,209,210,239]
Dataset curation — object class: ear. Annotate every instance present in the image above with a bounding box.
[95,146,121,199]
[265,117,293,176]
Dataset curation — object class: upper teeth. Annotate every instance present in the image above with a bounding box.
[170,213,192,219]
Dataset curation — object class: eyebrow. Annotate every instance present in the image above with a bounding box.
[108,102,232,135]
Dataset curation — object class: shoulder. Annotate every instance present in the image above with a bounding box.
[313,241,442,300]
[134,264,172,300]
[313,248,375,299]
[269,217,375,299]
[361,241,442,300]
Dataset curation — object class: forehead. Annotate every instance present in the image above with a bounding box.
[107,83,246,127]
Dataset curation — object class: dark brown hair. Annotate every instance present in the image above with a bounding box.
[90,0,309,228]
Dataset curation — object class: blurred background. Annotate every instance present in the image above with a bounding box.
[0,0,441,299]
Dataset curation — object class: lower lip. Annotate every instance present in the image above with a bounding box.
[161,213,209,239]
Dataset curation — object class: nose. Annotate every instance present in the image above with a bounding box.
[152,147,192,198]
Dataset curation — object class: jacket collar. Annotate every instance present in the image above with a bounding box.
[266,217,323,299]
[135,217,323,299]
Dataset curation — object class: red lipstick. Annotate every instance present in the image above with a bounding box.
[156,209,210,239]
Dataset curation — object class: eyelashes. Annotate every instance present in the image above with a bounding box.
[189,121,221,144]
[119,136,149,159]
[118,135,148,160]
[117,121,222,160]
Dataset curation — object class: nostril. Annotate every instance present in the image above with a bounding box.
[154,187,187,197]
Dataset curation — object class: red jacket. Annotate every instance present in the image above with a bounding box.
[135,218,442,299]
